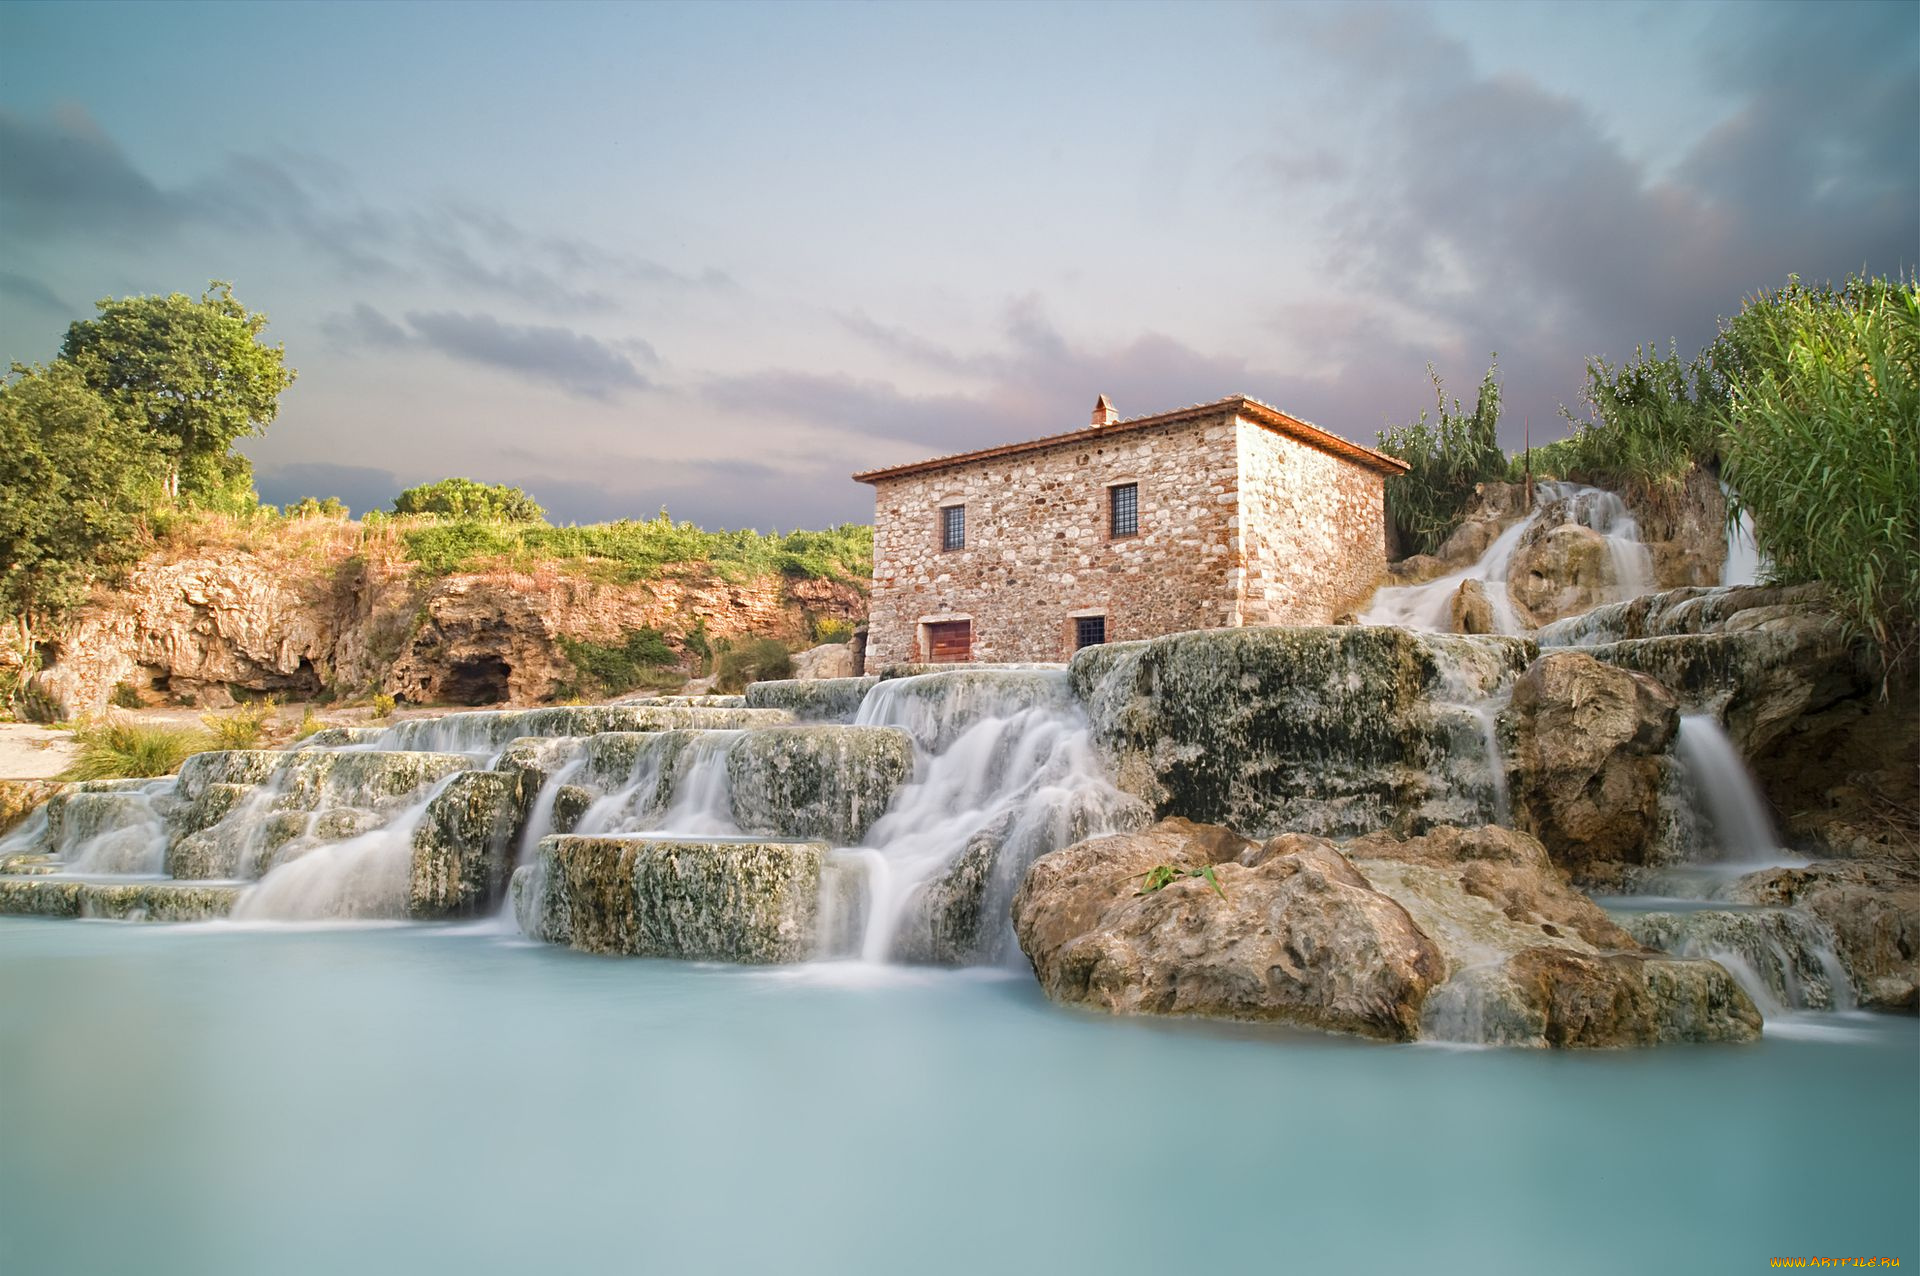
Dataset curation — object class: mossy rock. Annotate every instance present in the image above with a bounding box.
[0,877,240,922]
[743,677,879,723]
[409,771,522,918]
[520,834,828,963]
[1069,626,1534,840]
[726,726,913,845]
[177,749,282,799]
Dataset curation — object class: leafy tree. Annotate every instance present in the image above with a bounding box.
[0,363,160,703]
[59,281,296,503]
[392,477,545,522]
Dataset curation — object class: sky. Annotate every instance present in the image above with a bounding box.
[2,0,1914,530]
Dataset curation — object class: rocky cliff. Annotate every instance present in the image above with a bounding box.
[32,522,866,714]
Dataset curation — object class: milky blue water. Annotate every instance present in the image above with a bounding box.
[1,918,1914,1276]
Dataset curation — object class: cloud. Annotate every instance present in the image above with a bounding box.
[323,303,651,399]
[0,105,171,236]
[0,270,73,315]
[1265,3,1918,446]
[0,107,729,313]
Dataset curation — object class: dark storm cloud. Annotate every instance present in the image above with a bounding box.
[0,270,72,316]
[1275,2,1918,446]
[0,106,171,235]
[323,304,650,399]
[253,461,404,517]
[0,107,726,313]
[720,298,1285,460]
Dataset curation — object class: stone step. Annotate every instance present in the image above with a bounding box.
[513,834,828,963]
[0,876,241,922]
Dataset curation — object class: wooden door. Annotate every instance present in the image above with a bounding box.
[925,620,972,663]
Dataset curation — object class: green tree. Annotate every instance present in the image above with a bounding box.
[59,281,296,503]
[0,363,160,701]
[392,477,546,522]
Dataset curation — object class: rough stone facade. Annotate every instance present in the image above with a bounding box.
[857,397,1401,665]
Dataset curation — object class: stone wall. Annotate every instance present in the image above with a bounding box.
[864,413,1241,665]
[864,409,1394,664]
[1236,418,1390,624]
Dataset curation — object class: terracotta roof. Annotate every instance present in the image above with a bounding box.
[851,395,1409,483]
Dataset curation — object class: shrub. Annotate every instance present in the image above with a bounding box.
[397,512,873,585]
[292,708,324,741]
[285,496,349,519]
[393,478,545,523]
[713,638,793,693]
[810,616,856,645]
[109,681,143,710]
[555,628,683,700]
[1722,275,1920,671]
[369,692,397,719]
[62,718,208,780]
[1532,343,1722,496]
[202,699,273,749]
[1377,361,1508,555]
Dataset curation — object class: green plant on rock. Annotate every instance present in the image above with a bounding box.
[713,638,793,693]
[1377,360,1507,555]
[1721,274,1920,673]
[810,615,855,645]
[369,693,397,720]
[109,682,144,710]
[292,708,324,741]
[555,628,684,700]
[202,699,273,749]
[61,718,209,780]
[1134,863,1227,900]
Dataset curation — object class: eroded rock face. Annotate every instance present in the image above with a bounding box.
[726,726,914,845]
[1502,651,1679,881]
[744,676,878,723]
[1723,861,1920,1010]
[1011,819,1446,1041]
[0,877,241,922]
[33,543,866,715]
[515,835,827,963]
[790,643,856,680]
[1071,627,1533,839]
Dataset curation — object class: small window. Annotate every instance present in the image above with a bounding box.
[1075,615,1106,649]
[940,504,965,551]
[1109,483,1138,538]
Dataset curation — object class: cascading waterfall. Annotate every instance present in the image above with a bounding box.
[1360,481,1656,635]
[1672,715,1785,865]
[849,672,1140,962]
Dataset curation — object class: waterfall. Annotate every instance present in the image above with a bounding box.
[848,671,1141,963]
[1720,481,1764,587]
[1672,715,1783,864]
[1359,510,1542,634]
[1360,481,1656,635]
[231,776,458,921]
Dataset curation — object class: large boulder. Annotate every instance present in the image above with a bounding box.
[1071,626,1533,839]
[1012,819,1759,1047]
[408,770,523,918]
[1347,825,1759,1047]
[1501,651,1679,883]
[1507,522,1618,626]
[1448,580,1496,635]
[1011,819,1447,1041]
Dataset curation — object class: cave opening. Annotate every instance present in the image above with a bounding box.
[442,656,511,706]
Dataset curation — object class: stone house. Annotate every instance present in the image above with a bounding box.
[853,395,1408,665]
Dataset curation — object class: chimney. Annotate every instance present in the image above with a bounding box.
[1091,394,1117,427]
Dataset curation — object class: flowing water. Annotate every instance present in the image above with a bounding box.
[1360,482,1655,635]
